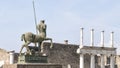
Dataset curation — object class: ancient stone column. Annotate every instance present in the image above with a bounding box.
[101,31,104,47]
[80,54,84,68]
[110,32,114,48]
[110,55,115,68]
[80,28,84,48]
[90,29,94,47]
[101,54,105,68]
[90,54,95,68]
[67,64,71,68]
[9,51,14,64]
[104,55,107,65]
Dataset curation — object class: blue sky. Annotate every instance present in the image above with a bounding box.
[0,0,120,54]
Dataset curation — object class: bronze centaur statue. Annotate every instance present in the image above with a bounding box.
[19,20,53,55]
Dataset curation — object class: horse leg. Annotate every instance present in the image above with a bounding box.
[38,42,42,53]
[40,42,44,53]
[34,43,37,47]
[44,38,53,48]
[25,41,32,55]
[19,44,26,55]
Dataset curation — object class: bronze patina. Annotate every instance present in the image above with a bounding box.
[19,20,53,55]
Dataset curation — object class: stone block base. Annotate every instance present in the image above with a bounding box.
[18,55,48,63]
[3,63,62,68]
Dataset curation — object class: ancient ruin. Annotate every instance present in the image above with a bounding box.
[77,28,116,68]
[0,21,119,68]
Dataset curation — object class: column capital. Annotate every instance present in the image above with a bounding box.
[81,27,84,30]
[9,50,15,53]
[111,31,114,34]
[100,54,105,56]
[80,53,84,55]
[9,50,15,52]
[110,54,116,57]
[102,30,105,32]
[91,29,94,31]
[89,53,95,56]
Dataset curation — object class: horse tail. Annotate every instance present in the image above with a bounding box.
[21,34,25,42]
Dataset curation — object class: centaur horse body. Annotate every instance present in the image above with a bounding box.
[20,20,53,55]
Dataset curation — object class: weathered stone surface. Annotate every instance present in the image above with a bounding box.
[0,42,120,68]
[0,48,9,64]
[77,46,116,56]
[116,55,120,68]
[18,55,48,63]
[43,42,80,68]
[3,63,62,68]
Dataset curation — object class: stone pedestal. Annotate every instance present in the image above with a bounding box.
[3,63,62,68]
[18,55,48,63]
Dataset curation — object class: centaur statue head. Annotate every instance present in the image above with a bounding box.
[19,20,53,55]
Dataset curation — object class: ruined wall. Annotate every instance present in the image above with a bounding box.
[43,42,117,68]
[0,48,9,64]
[43,43,80,68]
[116,55,120,68]
[43,42,100,68]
